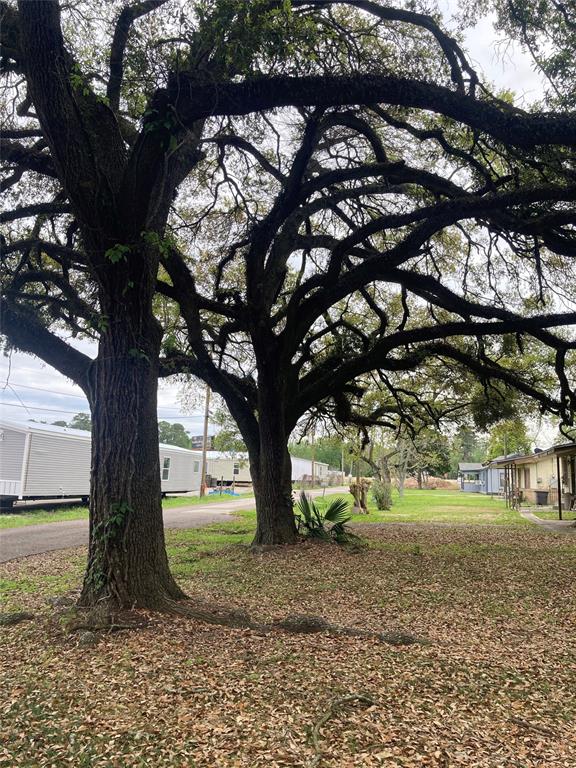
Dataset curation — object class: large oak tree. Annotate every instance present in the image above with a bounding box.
[1,0,575,608]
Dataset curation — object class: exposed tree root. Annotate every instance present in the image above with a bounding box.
[61,598,429,648]
[164,598,254,629]
[0,611,35,626]
[57,603,151,635]
[164,604,428,646]
[309,693,377,767]
[275,614,428,646]
[509,716,558,738]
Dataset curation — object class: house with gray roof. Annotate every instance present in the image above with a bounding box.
[458,460,507,495]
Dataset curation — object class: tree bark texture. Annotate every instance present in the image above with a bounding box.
[79,257,185,608]
[251,441,297,546]
[249,370,298,546]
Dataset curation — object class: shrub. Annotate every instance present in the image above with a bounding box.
[371,479,393,510]
[294,492,359,544]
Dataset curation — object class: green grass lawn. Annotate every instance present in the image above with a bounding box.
[531,507,576,521]
[0,491,559,614]
[182,488,528,537]
[0,491,551,619]
[0,491,254,529]
[0,488,528,530]
[336,488,530,527]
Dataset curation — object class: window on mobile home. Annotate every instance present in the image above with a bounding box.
[162,457,171,480]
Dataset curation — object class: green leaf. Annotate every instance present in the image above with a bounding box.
[323,497,352,524]
[105,243,130,263]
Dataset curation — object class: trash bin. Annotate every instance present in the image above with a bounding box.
[535,490,549,506]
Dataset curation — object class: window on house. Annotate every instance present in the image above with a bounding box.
[193,461,200,474]
[162,457,171,480]
[233,463,240,475]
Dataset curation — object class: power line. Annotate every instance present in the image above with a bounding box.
[1,381,87,399]
[4,384,33,418]
[0,401,204,420]
[0,381,200,414]
[0,402,85,415]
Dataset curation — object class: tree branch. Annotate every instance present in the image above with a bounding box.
[0,298,92,389]
[18,0,127,225]
[295,315,575,418]
[107,0,170,112]
[292,0,477,93]
[209,135,287,183]
[166,72,576,148]
[0,202,71,224]
[0,138,57,177]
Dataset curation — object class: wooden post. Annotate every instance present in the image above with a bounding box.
[503,438,508,506]
[508,464,514,507]
[556,454,562,521]
[199,385,211,497]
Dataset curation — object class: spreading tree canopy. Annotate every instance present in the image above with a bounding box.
[1,0,575,608]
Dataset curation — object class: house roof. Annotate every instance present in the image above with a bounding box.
[205,451,248,460]
[548,442,576,456]
[0,418,91,441]
[458,462,484,472]
[487,452,525,466]
[0,418,197,453]
[488,442,576,466]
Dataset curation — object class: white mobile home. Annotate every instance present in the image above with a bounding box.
[206,452,252,485]
[0,419,201,509]
[290,456,329,483]
[204,451,330,486]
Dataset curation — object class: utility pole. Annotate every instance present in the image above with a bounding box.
[311,431,316,488]
[199,385,211,497]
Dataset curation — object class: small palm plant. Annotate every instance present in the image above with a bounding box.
[294,492,357,544]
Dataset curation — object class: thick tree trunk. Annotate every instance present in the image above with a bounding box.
[79,286,185,608]
[251,443,297,546]
[249,382,298,546]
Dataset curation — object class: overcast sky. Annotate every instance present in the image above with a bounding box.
[0,338,207,434]
[0,7,548,438]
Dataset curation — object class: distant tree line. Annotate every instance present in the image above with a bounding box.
[52,414,196,450]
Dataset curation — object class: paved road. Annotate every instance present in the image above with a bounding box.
[519,509,576,534]
[0,488,349,563]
